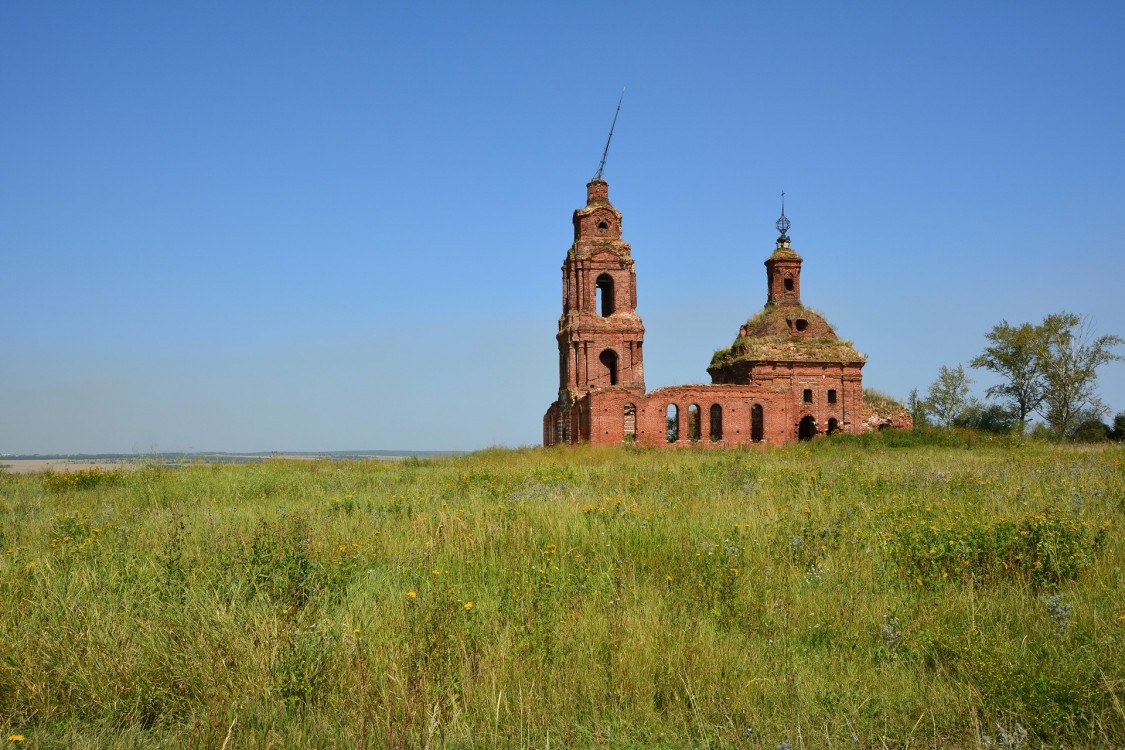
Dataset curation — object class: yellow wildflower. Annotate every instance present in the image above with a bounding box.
[8,736,25,743]
[406,591,417,599]
[464,601,473,611]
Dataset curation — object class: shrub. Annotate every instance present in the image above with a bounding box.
[41,467,123,493]
[881,506,1104,589]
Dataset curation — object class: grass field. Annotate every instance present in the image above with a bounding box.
[1,433,1122,748]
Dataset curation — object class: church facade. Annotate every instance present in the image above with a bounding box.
[543,177,882,448]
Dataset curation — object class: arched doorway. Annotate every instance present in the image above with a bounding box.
[687,404,701,441]
[751,404,764,442]
[827,417,839,435]
[798,415,817,441]
[623,403,636,441]
[709,404,723,441]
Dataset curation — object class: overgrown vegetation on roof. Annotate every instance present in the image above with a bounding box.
[863,388,907,413]
[710,335,865,367]
[742,303,833,330]
[708,303,864,367]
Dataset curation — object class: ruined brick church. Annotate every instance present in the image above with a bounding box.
[544,177,884,447]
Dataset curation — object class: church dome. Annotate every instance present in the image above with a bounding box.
[707,303,865,383]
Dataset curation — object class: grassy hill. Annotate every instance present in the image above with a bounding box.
[1,436,1122,748]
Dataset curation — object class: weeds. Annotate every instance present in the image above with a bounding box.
[986,720,1028,749]
[0,442,1120,747]
[41,467,123,493]
[273,622,338,708]
[880,505,1102,588]
[1038,593,1073,632]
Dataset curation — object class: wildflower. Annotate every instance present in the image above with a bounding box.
[406,591,417,599]
[665,575,673,582]
[8,737,25,743]
[353,628,361,634]
[1040,594,1072,632]
[464,601,473,611]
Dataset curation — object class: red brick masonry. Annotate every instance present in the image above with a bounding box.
[544,179,899,447]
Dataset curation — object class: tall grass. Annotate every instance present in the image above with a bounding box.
[1,438,1122,748]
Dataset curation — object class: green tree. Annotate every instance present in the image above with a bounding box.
[1071,414,1110,443]
[1036,313,1123,438]
[907,387,928,429]
[1110,413,1125,441]
[954,402,1018,434]
[970,320,1045,426]
[926,364,973,427]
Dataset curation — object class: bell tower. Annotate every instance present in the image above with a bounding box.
[556,178,646,400]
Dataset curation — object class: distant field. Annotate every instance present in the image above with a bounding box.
[0,451,447,474]
[1,435,1122,748]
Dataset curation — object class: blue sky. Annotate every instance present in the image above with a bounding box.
[2,2,1123,453]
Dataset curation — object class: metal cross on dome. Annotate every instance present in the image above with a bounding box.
[776,191,791,237]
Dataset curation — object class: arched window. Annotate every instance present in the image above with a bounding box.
[623,403,636,441]
[709,404,723,441]
[599,349,618,386]
[751,404,764,443]
[784,278,794,292]
[827,417,839,435]
[798,415,817,441]
[666,404,679,443]
[687,404,701,441]
[595,274,615,317]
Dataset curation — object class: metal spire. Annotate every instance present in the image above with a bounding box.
[775,191,791,238]
[593,88,625,180]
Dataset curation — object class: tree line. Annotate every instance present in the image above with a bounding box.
[910,312,1124,441]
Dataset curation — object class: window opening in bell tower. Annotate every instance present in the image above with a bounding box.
[599,349,618,385]
[596,274,615,317]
